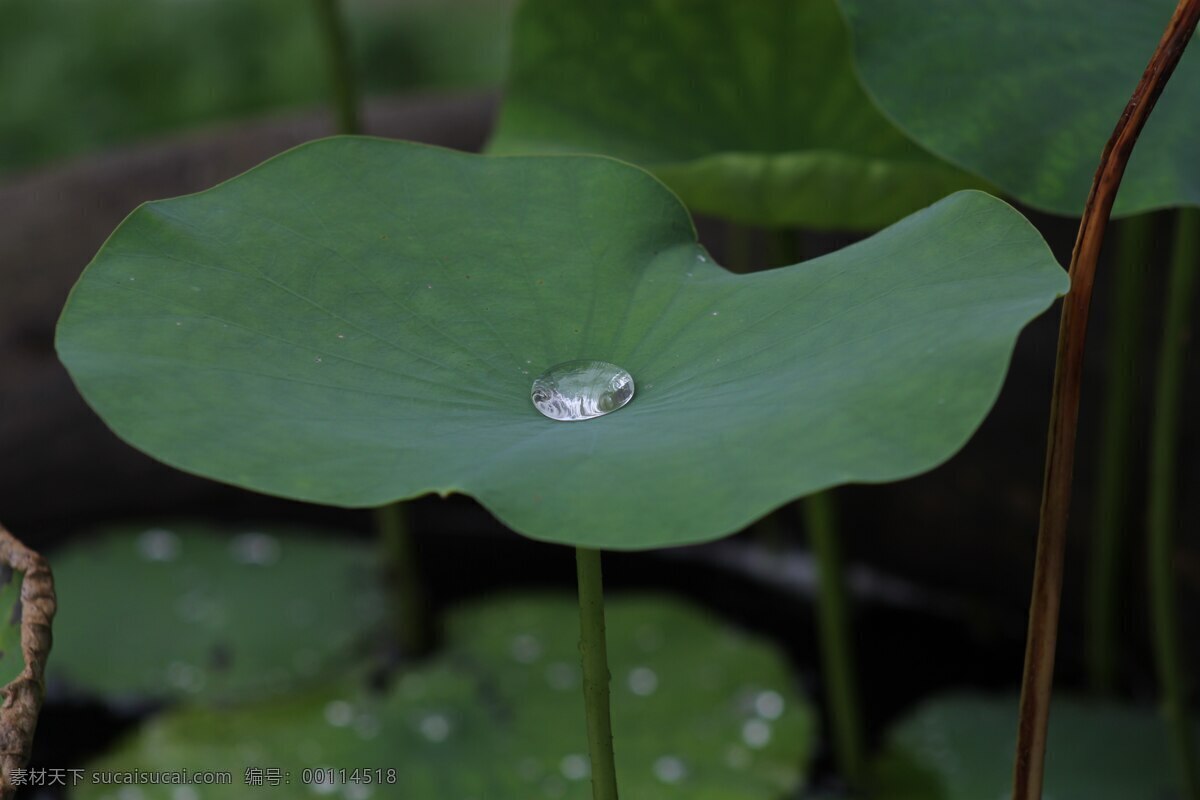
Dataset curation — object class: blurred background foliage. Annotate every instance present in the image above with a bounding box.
[0,0,514,175]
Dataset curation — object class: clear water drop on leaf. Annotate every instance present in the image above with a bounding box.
[628,666,659,696]
[323,700,353,728]
[754,690,785,720]
[530,360,634,421]
[418,713,451,743]
[742,719,772,749]
[653,755,688,784]
[137,529,180,562]
[229,532,281,566]
[559,754,590,781]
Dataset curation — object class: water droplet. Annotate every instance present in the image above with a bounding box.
[314,356,323,363]
[742,719,772,749]
[324,700,354,727]
[510,633,543,664]
[419,713,451,743]
[166,661,205,693]
[652,756,687,784]
[627,666,658,696]
[544,661,577,691]
[336,333,345,340]
[753,690,785,720]
[138,528,180,562]
[710,311,719,316]
[559,754,589,781]
[697,253,708,262]
[309,777,338,796]
[230,532,281,565]
[176,589,221,624]
[530,360,634,421]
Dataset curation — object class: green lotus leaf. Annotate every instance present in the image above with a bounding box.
[872,693,1197,799]
[76,595,813,799]
[839,0,1200,216]
[49,523,384,704]
[56,138,1066,549]
[0,566,24,689]
[488,0,983,230]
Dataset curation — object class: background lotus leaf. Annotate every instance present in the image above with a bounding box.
[872,693,1198,799]
[488,0,983,229]
[56,138,1066,549]
[76,595,813,799]
[49,523,384,704]
[838,0,1200,216]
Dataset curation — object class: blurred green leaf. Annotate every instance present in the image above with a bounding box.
[839,0,1200,216]
[489,0,984,229]
[77,595,813,798]
[872,693,1196,799]
[0,566,25,689]
[56,139,1065,549]
[49,523,384,704]
[0,0,512,174]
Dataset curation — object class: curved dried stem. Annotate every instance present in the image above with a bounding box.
[1013,2,1200,799]
[0,524,55,799]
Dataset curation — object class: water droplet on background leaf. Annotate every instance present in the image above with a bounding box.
[627,666,658,696]
[418,713,451,743]
[230,532,281,566]
[652,755,688,784]
[753,690,785,720]
[137,528,180,562]
[530,360,634,421]
[559,754,590,781]
[742,719,772,749]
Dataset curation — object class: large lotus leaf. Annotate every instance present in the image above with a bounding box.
[76,595,813,799]
[49,523,384,704]
[873,693,1196,799]
[56,138,1066,550]
[839,0,1200,217]
[487,0,983,229]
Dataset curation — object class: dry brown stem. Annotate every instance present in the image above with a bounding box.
[0,524,55,799]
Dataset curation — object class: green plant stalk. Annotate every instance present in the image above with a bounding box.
[1011,4,1200,798]
[1086,213,1153,694]
[312,0,361,135]
[803,490,866,787]
[575,547,619,800]
[1148,207,1200,800]
[375,503,431,657]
